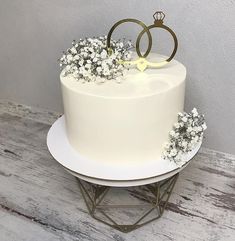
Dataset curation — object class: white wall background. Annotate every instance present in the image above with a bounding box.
[0,0,235,154]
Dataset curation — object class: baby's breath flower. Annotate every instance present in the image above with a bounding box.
[163,108,207,165]
[59,36,133,82]
[182,116,188,122]
[202,123,207,130]
[192,108,198,117]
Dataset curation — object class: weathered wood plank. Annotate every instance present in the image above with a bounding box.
[0,100,234,241]
[0,208,81,241]
[0,99,61,125]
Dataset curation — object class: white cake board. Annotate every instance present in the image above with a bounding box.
[47,116,201,187]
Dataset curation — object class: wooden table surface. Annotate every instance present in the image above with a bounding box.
[0,100,234,241]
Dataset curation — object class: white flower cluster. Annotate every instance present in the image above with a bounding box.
[163,108,207,165]
[59,36,132,83]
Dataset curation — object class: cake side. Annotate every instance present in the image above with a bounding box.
[61,55,186,163]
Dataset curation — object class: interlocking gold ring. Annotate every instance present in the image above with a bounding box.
[106,11,178,71]
[107,18,152,57]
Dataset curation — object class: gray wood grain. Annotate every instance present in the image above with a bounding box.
[0,100,234,241]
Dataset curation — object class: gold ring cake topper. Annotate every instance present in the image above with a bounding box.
[107,11,178,71]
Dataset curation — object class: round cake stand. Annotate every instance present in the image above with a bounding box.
[47,116,201,233]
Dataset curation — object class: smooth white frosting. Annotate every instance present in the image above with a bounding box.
[61,54,186,163]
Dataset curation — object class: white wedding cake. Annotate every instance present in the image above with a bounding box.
[61,54,186,163]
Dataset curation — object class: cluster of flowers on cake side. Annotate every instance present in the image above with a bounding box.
[163,108,207,165]
[59,36,133,83]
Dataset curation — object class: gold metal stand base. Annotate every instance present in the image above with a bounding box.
[77,174,178,233]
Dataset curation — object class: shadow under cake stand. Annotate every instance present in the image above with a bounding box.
[47,116,201,233]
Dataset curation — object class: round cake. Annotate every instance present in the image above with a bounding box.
[61,54,186,163]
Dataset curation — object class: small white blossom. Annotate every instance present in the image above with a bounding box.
[103,69,110,76]
[187,126,193,132]
[71,47,77,54]
[65,65,71,71]
[96,66,102,73]
[170,149,178,157]
[202,123,207,130]
[78,59,84,66]
[170,130,175,136]
[100,50,107,59]
[191,131,196,136]
[119,42,124,48]
[67,54,73,62]
[90,52,95,58]
[85,63,91,69]
[79,66,85,74]
[74,55,79,60]
[181,141,187,148]
[192,108,198,117]
[174,123,180,128]
[182,116,188,122]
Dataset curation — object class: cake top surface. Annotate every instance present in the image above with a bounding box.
[61,54,186,98]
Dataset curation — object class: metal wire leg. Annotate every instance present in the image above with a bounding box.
[77,174,179,233]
